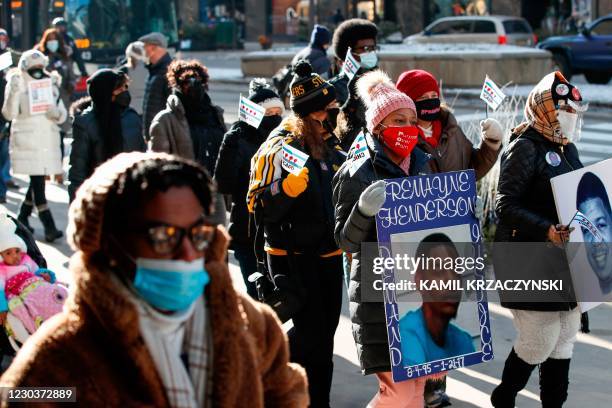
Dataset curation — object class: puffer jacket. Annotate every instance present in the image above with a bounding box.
[150,94,226,175]
[214,121,267,247]
[291,45,331,77]
[68,99,145,201]
[419,107,500,180]
[143,53,172,140]
[494,127,582,311]
[248,123,346,256]
[332,133,432,374]
[150,93,227,225]
[1,69,66,176]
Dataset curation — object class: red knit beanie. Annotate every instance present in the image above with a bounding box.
[396,69,440,101]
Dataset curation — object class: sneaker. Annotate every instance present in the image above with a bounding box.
[5,180,18,189]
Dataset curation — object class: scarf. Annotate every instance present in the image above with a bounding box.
[418,120,442,148]
[512,74,568,145]
[135,295,213,408]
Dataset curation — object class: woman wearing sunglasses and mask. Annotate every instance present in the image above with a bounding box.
[150,59,227,225]
[0,152,308,407]
[492,72,588,408]
[332,70,434,406]
[68,68,145,202]
[247,61,345,407]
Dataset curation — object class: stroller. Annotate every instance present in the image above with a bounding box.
[0,215,66,354]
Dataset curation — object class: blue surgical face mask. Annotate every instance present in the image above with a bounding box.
[359,51,378,69]
[133,257,210,312]
[46,40,59,53]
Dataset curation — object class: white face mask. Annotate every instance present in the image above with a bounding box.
[358,51,378,69]
[557,110,579,142]
[46,40,59,53]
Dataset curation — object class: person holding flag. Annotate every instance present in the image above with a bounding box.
[492,71,588,408]
[329,19,380,151]
[247,61,345,407]
[332,70,433,407]
[396,69,502,181]
[214,78,284,299]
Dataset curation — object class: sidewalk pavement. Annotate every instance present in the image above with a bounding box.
[2,175,611,407]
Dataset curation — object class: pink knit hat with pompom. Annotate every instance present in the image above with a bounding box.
[357,70,416,134]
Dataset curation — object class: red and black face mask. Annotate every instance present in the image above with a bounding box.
[379,125,419,158]
[415,98,441,121]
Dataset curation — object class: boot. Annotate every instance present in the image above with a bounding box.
[540,358,571,408]
[17,201,34,233]
[491,348,537,408]
[38,209,63,242]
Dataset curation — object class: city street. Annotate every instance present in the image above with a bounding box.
[1,64,610,405]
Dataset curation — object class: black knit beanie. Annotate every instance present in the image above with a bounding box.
[289,60,335,118]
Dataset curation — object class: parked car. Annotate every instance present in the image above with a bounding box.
[403,16,536,46]
[537,14,612,84]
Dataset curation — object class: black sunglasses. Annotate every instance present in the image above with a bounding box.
[136,217,216,255]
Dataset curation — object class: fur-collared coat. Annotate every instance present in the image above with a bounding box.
[0,226,308,407]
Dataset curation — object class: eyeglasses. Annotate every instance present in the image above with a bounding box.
[136,218,216,255]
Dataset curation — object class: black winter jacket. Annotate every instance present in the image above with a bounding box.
[214,121,267,247]
[494,128,582,311]
[68,104,145,201]
[143,53,172,140]
[332,133,432,375]
[256,129,346,255]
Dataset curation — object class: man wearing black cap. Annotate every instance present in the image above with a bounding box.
[139,32,173,141]
[52,17,88,77]
[247,61,345,407]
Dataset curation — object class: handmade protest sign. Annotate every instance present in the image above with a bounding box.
[238,95,265,128]
[342,47,360,80]
[0,52,12,71]
[480,75,506,111]
[28,78,54,115]
[347,131,370,177]
[281,142,309,176]
[374,169,492,382]
[551,158,612,312]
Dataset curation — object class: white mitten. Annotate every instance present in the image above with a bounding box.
[357,180,387,217]
[480,118,503,150]
[8,73,24,93]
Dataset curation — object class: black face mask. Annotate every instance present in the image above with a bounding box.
[258,115,282,136]
[415,98,441,122]
[114,90,131,108]
[326,107,340,131]
[27,68,45,79]
[185,78,205,102]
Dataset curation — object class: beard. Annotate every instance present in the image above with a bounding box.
[296,116,328,160]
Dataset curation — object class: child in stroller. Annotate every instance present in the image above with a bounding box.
[0,214,67,350]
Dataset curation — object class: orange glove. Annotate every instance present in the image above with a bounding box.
[282,167,309,198]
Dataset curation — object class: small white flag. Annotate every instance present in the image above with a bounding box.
[573,210,605,243]
[342,47,361,80]
[348,131,370,176]
[238,95,266,128]
[480,75,506,111]
[0,52,12,71]
[281,142,309,176]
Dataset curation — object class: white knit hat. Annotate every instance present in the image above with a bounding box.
[0,213,26,256]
